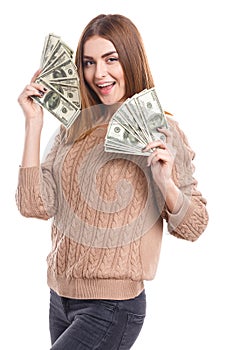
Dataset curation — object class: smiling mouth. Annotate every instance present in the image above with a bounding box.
[97,82,116,89]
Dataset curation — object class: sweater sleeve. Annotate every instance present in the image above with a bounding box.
[16,129,62,220]
[162,118,209,242]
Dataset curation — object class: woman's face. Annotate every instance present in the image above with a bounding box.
[83,35,125,105]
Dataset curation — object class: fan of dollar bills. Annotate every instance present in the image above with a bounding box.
[32,33,81,128]
[104,87,169,156]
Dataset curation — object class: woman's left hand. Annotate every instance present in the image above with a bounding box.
[143,128,176,191]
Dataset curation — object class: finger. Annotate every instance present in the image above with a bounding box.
[156,127,171,136]
[18,85,44,105]
[30,69,43,83]
[147,149,158,166]
[147,148,170,166]
[31,82,48,93]
[25,85,43,97]
[27,82,48,96]
[143,139,167,153]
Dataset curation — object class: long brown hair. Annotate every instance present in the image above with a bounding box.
[76,14,154,109]
[65,14,155,141]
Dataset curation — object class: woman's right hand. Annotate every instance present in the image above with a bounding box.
[18,70,46,127]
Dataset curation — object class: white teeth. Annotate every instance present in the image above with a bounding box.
[98,83,112,88]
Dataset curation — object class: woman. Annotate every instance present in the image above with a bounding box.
[16,14,208,350]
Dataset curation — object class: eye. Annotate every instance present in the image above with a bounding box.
[83,60,94,67]
[107,57,119,63]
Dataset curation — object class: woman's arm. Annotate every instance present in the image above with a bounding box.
[18,70,46,167]
[16,70,59,220]
[145,118,208,241]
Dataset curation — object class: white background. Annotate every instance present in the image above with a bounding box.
[1,0,233,349]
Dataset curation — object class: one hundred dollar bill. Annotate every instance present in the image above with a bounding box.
[35,33,80,128]
[135,87,168,142]
[40,33,73,69]
[105,119,147,155]
[40,33,61,69]
[37,77,81,108]
[32,79,80,128]
[48,77,79,86]
[41,44,72,74]
[104,87,168,156]
[38,59,78,81]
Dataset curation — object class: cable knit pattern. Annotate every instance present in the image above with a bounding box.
[16,116,208,300]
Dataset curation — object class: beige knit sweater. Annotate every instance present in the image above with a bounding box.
[16,116,208,300]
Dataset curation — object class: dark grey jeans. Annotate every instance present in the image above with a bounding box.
[49,288,146,349]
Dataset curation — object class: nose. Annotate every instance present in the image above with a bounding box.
[95,61,107,79]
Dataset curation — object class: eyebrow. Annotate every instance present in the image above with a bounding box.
[83,51,117,59]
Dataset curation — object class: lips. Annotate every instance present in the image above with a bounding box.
[96,81,115,95]
[97,82,113,88]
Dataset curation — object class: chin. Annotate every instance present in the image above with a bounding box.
[101,95,124,106]
[102,101,116,106]
[100,98,116,106]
